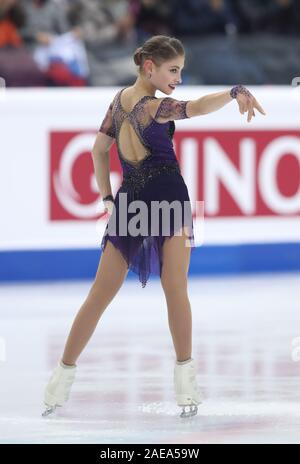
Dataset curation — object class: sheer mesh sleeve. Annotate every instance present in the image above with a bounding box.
[154,97,189,122]
[99,102,115,138]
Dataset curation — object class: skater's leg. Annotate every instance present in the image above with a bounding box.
[160,228,201,417]
[160,226,192,363]
[61,240,128,365]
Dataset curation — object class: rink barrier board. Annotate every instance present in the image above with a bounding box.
[0,242,299,282]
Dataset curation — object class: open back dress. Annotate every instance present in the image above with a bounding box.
[98,87,195,288]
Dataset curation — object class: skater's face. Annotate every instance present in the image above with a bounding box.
[144,55,185,95]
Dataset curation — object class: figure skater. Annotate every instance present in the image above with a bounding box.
[42,35,266,419]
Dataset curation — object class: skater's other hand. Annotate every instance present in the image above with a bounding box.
[103,199,114,217]
[236,91,266,123]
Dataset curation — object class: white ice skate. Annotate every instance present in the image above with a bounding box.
[174,358,202,418]
[42,360,77,417]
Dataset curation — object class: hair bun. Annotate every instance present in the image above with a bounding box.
[133,47,143,66]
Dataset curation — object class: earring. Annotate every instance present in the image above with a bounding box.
[148,73,151,79]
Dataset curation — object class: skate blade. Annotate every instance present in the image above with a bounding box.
[42,405,57,417]
[180,404,198,418]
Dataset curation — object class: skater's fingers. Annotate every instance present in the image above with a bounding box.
[254,98,266,115]
[104,200,114,216]
[238,101,246,114]
[247,103,254,123]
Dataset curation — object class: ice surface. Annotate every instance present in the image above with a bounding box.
[0,273,300,444]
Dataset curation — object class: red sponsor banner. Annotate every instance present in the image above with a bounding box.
[50,131,121,221]
[50,130,300,221]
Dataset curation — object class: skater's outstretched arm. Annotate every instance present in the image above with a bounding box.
[186,85,266,123]
[149,85,266,124]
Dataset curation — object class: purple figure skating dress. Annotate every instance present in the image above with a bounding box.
[98,87,195,288]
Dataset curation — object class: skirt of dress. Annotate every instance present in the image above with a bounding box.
[100,164,195,288]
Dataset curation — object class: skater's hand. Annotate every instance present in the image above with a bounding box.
[235,88,266,123]
[103,199,114,217]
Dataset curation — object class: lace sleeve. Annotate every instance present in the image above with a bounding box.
[154,97,189,122]
[99,102,115,138]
